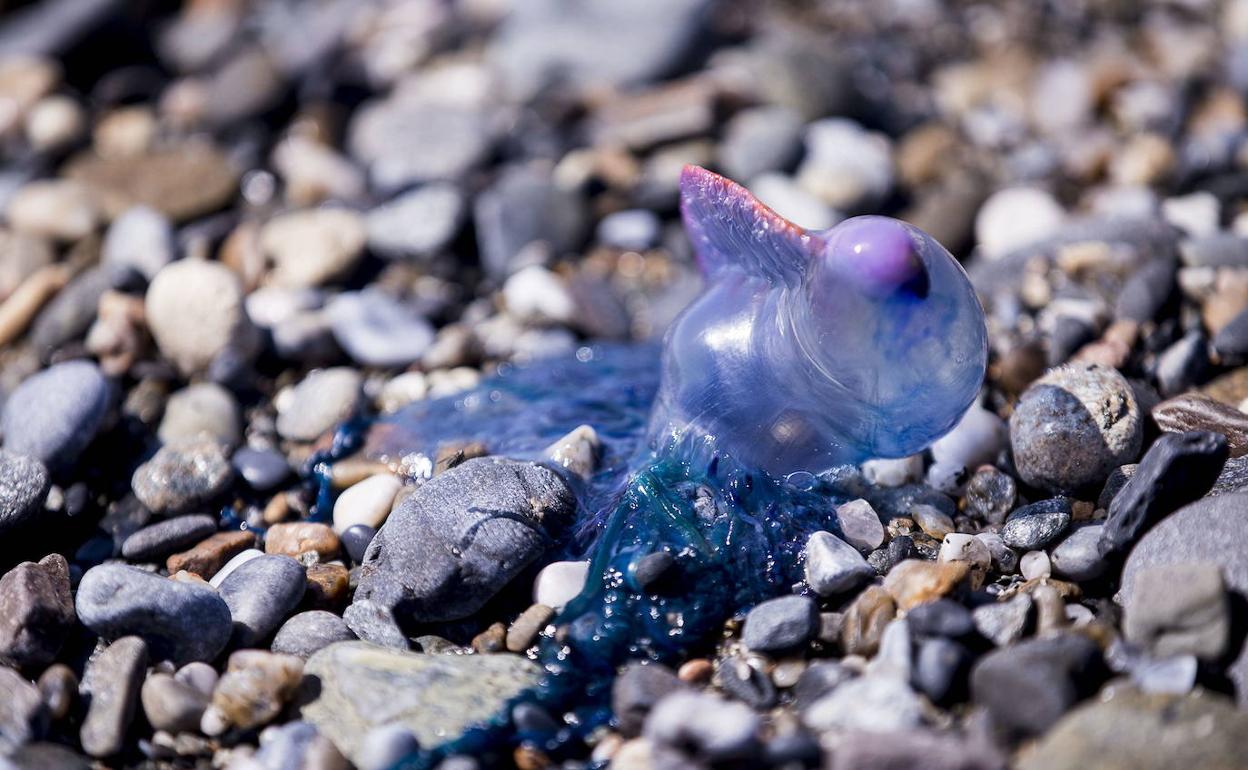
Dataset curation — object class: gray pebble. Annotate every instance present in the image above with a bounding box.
[157,382,241,448]
[326,289,434,368]
[1009,364,1142,494]
[596,209,661,251]
[972,594,1033,647]
[121,515,217,561]
[804,531,873,596]
[473,162,586,278]
[741,595,818,653]
[1049,523,1108,581]
[80,636,147,758]
[1123,562,1228,661]
[354,457,574,624]
[0,450,50,532]
[612,662,685,738]
[718,106,804,182]
[217,554,306,648]
[802,675,924,733]
[276,367,362,442]
[140,672,208,734]
[271,611,356,659]
[0,665,47,753]
[644,690,760,765]
[1,360,112,471]
[340,524,375,564]
[75,563,232,664]
[131,440,234,515]
[253,720,347,770]
[101,205,173,280]
[357,724,420,770]
[233,447,290,492]
[366,183,464,260]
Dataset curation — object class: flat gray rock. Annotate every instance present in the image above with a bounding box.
[300,641,540,763]
[1121,493,1248,706]
[271,610,355,659]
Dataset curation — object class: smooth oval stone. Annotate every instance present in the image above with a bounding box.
[0,449,50,532]
[121,514,218,561]
[232,447,290,492]
[79,636,148,759]
[341,524,376,564]
[75,564,232,664]
[157,382,241,448]
[271,611,356,659]
[326,289,435,368]
[1001,498,1072,551]
[1,360,112,471]
[216,554,306,648]
[276,367,363,443]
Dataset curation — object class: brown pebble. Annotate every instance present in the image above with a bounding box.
[472,623,508,653]
[882,559,969,611]
[262,494,289,525]
[202,650,304,735]
[303,563,349,611]
[1199,367,1248,406]
[265,522,340,560]
[0,263,70,348]
[506,604,555,653]
[169,569,208,585]
[1152,393,1248,457]
[329,457,393,489]
[840,584,896,657]
[166,530,256,579]
[677,658,713,684]
[514,745,552,770]
[993,341,1047,396]
[37,663,77,720]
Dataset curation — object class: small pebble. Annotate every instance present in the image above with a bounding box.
[532,560,590,611]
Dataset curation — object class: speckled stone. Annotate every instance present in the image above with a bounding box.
[131,440,234,515]
[0,450,50,532]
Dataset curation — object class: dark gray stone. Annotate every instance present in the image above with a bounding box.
[1116,258,1176,323]
[232,447,290,492]
[271,610,356,659]
[970,633,1106,739]
[1,360,112,471]
[1214,308,1248,365]
[1099,431,1228,556]
[216,554,306,648]
[0,450,49,532]
[719,106,804,182]
[473,163,586,278]
[644,690,761,767]
[793,661,854,713]
[341,524,375,564]
[131,440,234,516]
[140,672,208,734]
[1154,331,1211,397]
[75,563,232,664]
[914,637,971,704]
[79,636,147,758]
[1001,498,1071,550]
[29,264,137,354]
[0,554,74,670]
[612,662,685,738]
[741,595,818,653]
[354,457,575,625]
[963,467,1016,524]
[120,514,217,561]
[906,599,974,640]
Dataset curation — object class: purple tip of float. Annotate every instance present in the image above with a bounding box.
[830,217,928,297]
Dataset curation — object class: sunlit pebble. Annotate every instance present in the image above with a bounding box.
[242,170,277,206]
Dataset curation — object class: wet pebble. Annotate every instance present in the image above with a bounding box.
[532,560,590,611]
[340,524,376,564]
[232,447,290,492]
[804,531,873,596]
[1001,498,1072,550]
[833,498,884,551]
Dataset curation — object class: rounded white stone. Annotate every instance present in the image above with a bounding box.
[533,560,590,611]
[333,473,402,533]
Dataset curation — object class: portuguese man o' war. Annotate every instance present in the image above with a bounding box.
[343,166,987,767]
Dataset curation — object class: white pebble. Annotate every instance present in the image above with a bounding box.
[861,455,923,488]
[533,560,590,611]
[938,533,991,570]
[377,371,428,413]
[333,473,402,533]
[930,401,1006,470]
[502,265,577,325]
[209,549,264,588]
[1020,550,1052,580]
[1162,191,1219,237]
[975,187,1065,259]
[543,424,601,480]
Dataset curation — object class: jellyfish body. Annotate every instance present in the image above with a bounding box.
[648,166,988,475]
